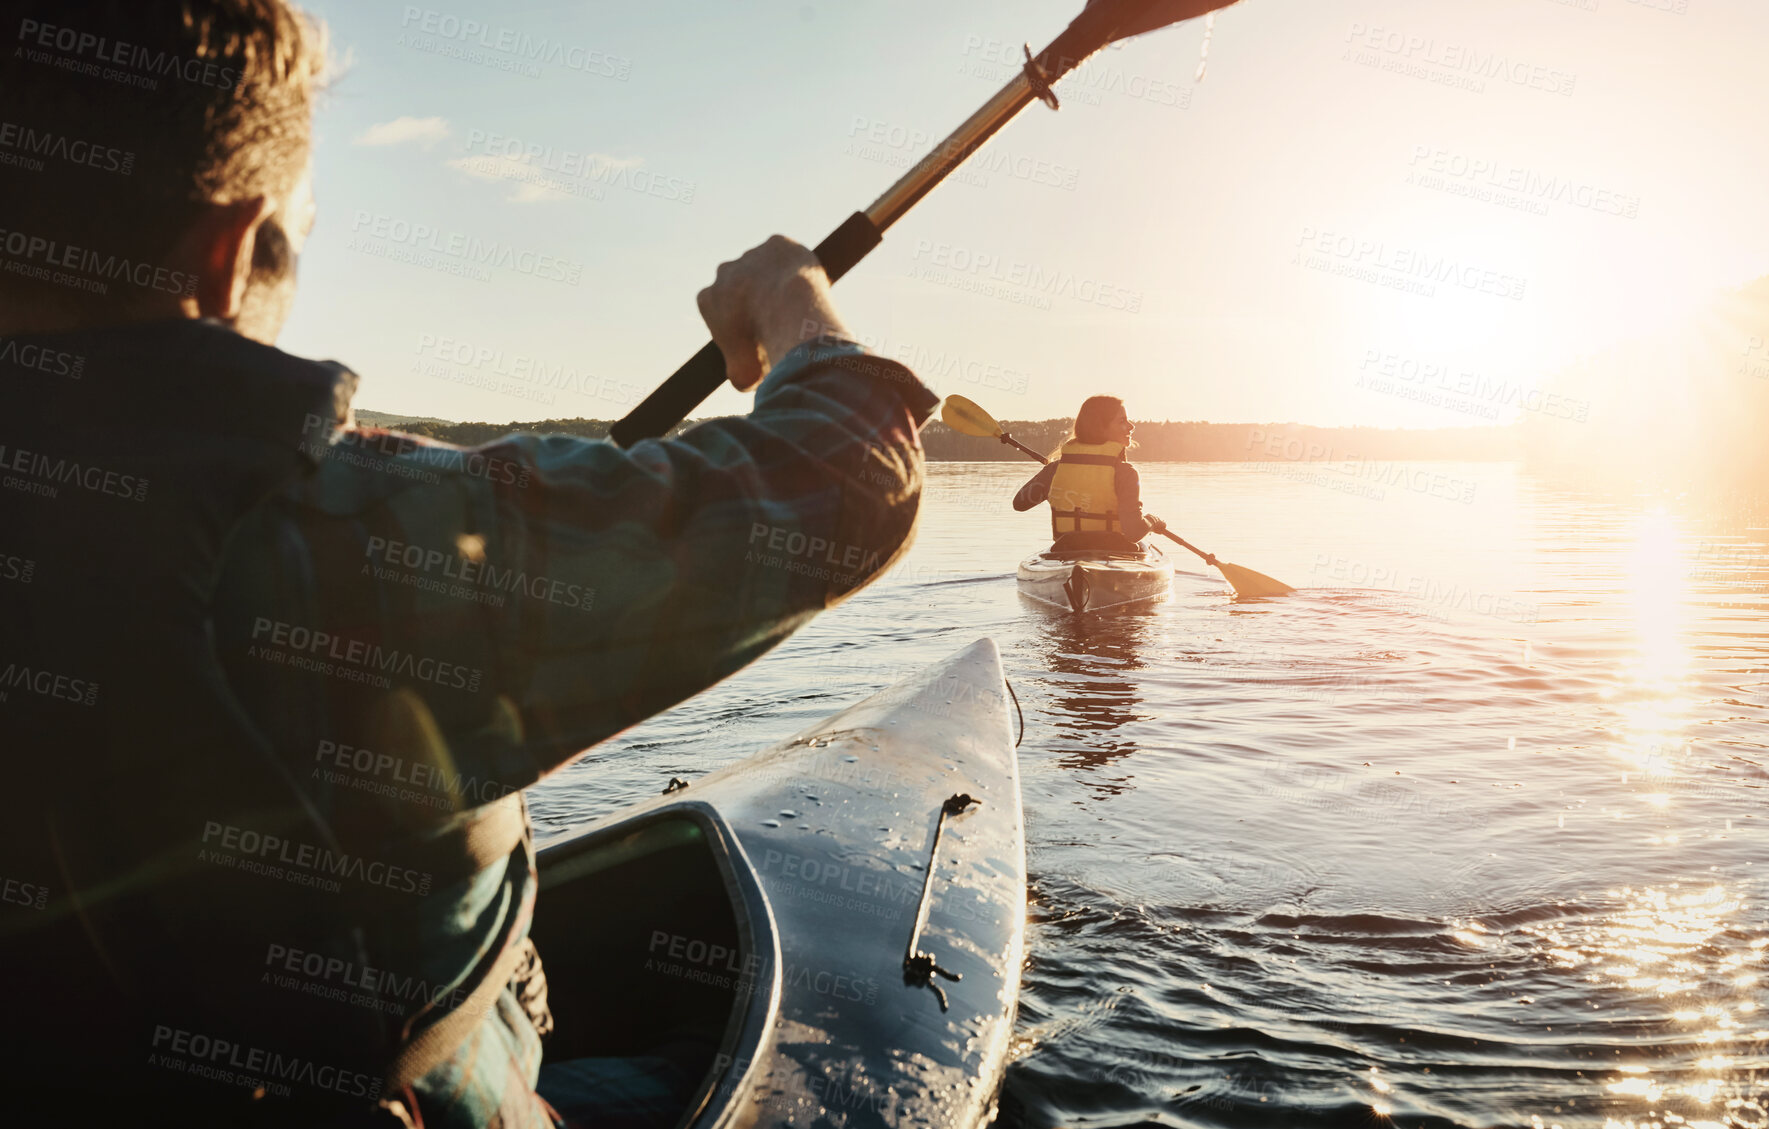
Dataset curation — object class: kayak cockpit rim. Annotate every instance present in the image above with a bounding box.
[536,800,782,1129]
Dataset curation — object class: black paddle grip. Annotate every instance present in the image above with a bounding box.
[608,211,883,447]
[811,209,884,284]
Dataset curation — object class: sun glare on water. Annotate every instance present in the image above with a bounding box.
[1524,883,1768,1126]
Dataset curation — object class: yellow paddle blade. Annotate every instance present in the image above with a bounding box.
[940,394,1004,438]
[1216,560,1295,598]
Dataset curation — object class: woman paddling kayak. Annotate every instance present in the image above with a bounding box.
[1013,395,1155,551]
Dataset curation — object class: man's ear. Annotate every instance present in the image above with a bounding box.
[177,196,273,321]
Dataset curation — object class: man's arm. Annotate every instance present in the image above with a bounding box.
[483,236,933,771]
[1012,463,1058,511]
[255,238,935,799]
[470,337,935,776]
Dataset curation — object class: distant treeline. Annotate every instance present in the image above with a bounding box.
[376,416,617,445]
[918,419,1520,461]
[360,410,1519,462]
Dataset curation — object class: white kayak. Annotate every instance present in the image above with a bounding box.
[1016,540,1174,613]
[531,638,1025,1128]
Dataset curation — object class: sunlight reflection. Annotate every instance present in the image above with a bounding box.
[1608,511,1708,826]
[1625,511,1690,686]
[1527,884,1767,1125]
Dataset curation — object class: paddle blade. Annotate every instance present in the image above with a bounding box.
[1088,0,1241,43]
[1216,560,1294,598]
[941,394,1005,438]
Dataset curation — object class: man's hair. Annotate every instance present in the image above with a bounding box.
[0,0,325,309]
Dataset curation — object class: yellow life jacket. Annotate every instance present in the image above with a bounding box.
[1048,440,1126,534]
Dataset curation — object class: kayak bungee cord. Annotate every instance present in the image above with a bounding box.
[1005,678,1025,748]
[903,792,981,1011]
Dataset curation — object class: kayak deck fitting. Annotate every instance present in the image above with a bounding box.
[1016,540,1175,613]
[531,638,1025,1128]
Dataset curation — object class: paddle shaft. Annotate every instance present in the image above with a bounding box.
[1151,526,1216,566]
[609,7,1138,447]
[999,434,1049,464]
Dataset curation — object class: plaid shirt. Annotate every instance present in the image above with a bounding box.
[15,319,935,1126]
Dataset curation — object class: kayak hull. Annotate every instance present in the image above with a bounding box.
[533,639,1025,1129]
[1016,542,1174,612]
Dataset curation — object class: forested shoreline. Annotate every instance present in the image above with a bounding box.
[359,412,1521,462]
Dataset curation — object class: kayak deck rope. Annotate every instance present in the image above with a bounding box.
[1005,678,1024,748]
[902,793,979,1011]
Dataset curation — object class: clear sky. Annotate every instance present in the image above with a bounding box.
[282,0,1769,429]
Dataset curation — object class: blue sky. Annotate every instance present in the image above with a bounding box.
[282,0,1769,428]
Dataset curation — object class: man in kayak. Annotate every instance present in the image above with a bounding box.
[0,1,934,1125]
[1012,395,1154,551]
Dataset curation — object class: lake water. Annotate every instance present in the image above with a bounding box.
[532,460,1769,1129]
